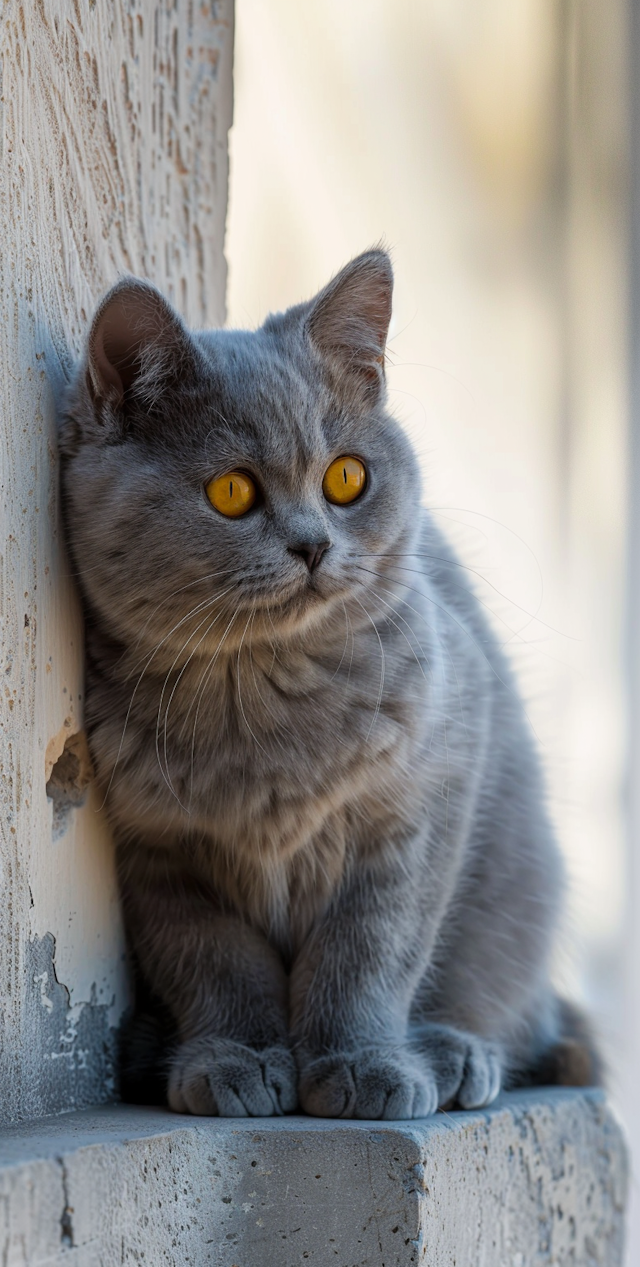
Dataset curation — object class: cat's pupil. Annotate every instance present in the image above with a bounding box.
[229,480,233,498]
[343,467,347,483]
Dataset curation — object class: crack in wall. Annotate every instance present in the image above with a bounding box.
[57,1156,75,1249]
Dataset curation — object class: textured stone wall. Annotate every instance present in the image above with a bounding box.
[0,0,233,1123]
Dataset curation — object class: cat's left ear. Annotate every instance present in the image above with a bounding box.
[305,249,393,407]
[86,277,199,412]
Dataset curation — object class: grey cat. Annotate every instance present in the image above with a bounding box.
[59,250,596,1119]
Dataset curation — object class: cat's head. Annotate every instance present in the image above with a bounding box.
[60,250,421,654]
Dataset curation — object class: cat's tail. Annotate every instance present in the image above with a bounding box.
[517,997,604,1089]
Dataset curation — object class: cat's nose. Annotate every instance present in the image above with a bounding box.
[288,541,331,572]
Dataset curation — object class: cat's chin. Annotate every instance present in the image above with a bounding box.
[251,579,349,640]
[250,569,346,613]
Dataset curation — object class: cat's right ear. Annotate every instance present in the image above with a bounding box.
[305,249,393,409]
[85,278,198,417]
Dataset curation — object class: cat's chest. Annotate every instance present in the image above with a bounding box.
[180,657,422,936]
[184,653,410,831]
[103,634,423,857]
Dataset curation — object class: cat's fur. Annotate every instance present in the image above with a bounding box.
[59,250,596,1118]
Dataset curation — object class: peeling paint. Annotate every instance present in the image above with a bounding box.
[44,717,76,784]
[20,935,118,1119]
[45,730,93,841]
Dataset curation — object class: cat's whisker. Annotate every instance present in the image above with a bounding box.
[427,504,543,562]
[124,577,238,679]
[236,608,267,754]
[365,588,431,685]
[368,565,543,743]
[264,605,289,674]
[77,567,238,678]
[352,549,572,645]
[353,603,438,773]
[266,624,278,679]
[122,594,229,692]
[344,599,355,689]
[95,590,232,811]
[246,609,293,749]
[352,565,470,735]
[354,562,512,697]
[328,599,352,683]
[157,588,237,803]
[352,595,385,739]
[418,502,559,635]
[358,559,577,678]
[186,606,242,809]
[180,597,239,741]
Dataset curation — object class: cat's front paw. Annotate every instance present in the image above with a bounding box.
[298,1047,438,1120]
[413,1023,503,1110]
[168,1037,297,1116]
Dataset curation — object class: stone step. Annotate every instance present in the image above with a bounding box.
[0,1088,627,1266]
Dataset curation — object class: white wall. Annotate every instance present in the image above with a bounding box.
[0,0,233,1123]
[624,0,640,1253]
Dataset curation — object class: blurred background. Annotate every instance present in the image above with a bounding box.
[225,0,635,1253]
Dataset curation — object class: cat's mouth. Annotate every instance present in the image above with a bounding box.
[272,559,360,606]
[228,564,357,634]
[252,578,332,616]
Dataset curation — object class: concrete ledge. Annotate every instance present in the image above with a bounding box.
[0,1088,627,1265]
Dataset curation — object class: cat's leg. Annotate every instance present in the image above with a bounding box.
[119,846,296,1117]
[290,793,563,1117]
[410,815,566,1102]
[290,845,483,1120]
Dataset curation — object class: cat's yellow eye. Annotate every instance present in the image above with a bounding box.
[322,456,367,505]
[205,471,257,517]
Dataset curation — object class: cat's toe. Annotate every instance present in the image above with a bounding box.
[168,1038,297,1116]
[298,1055,357,1117]
[299,1049,437,1119]
[353,1050,437,1119]
[457,1041,502,1109]
[413,1023,503,1110]
[262,1046,299,1114]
